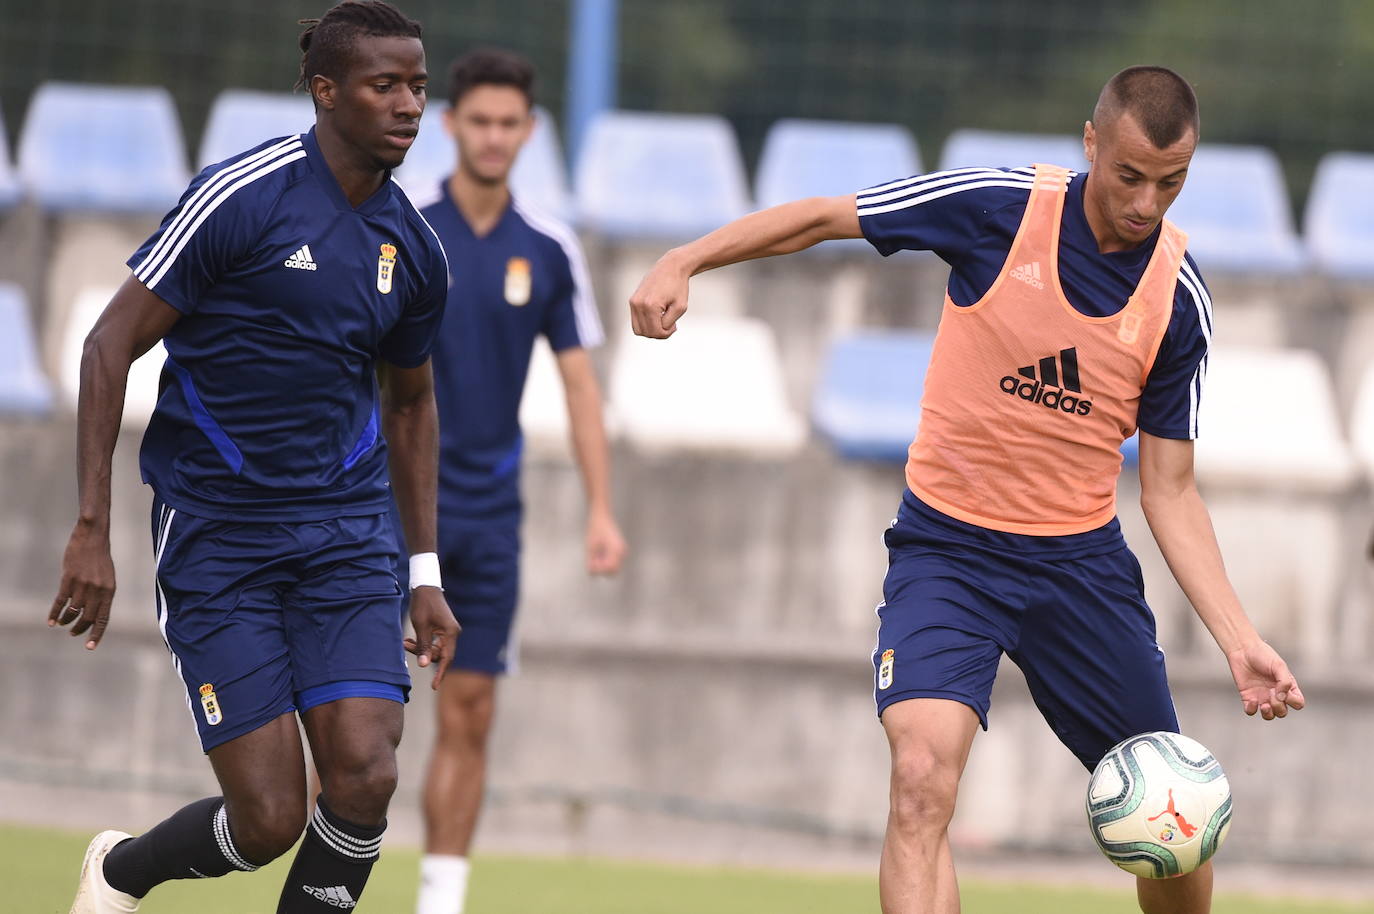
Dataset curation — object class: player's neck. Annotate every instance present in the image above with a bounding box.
[448,168,510,238]
[314,125,387,208]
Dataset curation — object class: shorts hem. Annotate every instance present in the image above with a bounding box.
[198,702,296,753]
[876,689,989,730]
[296,680,408,713]
[448,656,507,676]
[293,670,411,696]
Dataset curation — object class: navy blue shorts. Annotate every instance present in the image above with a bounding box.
[873,491,1178,771]
[395,518,521,676]
[152,497,410,752]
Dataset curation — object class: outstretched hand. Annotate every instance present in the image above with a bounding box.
[404,587,460,690]
[628,253,691,339]
[1226,639,1305,720]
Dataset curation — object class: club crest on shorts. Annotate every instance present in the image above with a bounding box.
[878,649,896,690]
[504,256,532,306]
[377,243,398,294]
[199,683,223,726]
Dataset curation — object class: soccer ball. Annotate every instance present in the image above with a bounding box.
[1085,731,1232,879]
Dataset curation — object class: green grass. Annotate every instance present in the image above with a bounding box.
[5,823,1370,914]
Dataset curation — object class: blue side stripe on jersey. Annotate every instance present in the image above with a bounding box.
[165,356,244,475]
[341,405,380,471]
[491,436,523,479]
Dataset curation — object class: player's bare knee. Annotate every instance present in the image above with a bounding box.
[324,753,399,822]
[888,749,959,834]
[438,677,497,748]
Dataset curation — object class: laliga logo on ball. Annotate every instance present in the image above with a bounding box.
[1086,732,1231,878]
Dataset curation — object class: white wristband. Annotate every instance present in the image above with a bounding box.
[408,552,443,591]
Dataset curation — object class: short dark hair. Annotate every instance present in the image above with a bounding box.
[447,48,535,108]
[296,1,423,93]
[1093,65,1200,148]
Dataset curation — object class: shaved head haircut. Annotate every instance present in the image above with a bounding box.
[1093,66,1200,149]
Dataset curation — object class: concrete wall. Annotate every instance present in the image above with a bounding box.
[3,420,1372,877]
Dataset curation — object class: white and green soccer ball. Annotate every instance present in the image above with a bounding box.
[1086,731,1232,879]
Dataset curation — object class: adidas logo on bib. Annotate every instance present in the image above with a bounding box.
[284,245,318,271]
[998,347,1094,417]
[1011,261,1045,289]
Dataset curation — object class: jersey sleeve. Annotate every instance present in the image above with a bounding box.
[378,242,448,369]
[1138,254,1212,440]
[856,166,1037,261]
[126,164,264,314]
[542,232,604,352]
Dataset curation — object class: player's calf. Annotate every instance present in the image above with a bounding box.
[276,798,388,913]
[98,796,269,902]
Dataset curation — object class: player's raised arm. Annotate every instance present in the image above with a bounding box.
[50,275,182,648]
[1137,431,1305,720]
[629,193,861,339]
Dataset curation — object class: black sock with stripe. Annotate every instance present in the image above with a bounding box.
[276,798,384,912]
[102,796,261,898]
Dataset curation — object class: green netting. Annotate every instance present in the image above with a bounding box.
[1,0,1370,208]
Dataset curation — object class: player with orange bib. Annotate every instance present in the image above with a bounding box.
[629,66,1304,914]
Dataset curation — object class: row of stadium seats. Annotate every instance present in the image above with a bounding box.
[4,274,1370,497]
[1,82,1372,278]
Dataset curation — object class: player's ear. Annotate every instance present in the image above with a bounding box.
[311,74,339,112]
[1083,120,1096,165]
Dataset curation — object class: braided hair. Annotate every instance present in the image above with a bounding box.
[296,1,423,93]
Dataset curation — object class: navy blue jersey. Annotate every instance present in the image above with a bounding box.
[130,128,449,521]
[413,181,603,524]
[858,166,1212,440]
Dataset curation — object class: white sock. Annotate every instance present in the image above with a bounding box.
[417,854,470,914]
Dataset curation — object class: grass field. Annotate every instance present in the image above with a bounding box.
[6,823,1371,914]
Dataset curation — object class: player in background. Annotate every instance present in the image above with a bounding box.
[401,49,626,914]
[50,3,456,912]
[629,66,1304,914]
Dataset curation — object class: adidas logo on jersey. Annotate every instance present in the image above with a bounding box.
[301,884,357,908]
[1011,261,1045,289]
[284,245,318,271]
[998,347,1094,416]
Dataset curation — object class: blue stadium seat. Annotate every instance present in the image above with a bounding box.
[755,119,920,255]
[393,105,573,223]
[0,105,20,210]
[18,82,189,213]
[1164,144,1305,275]
[0,283,55,417]
[574,111,751,239]
[198,89,314,170]
[1304,152,1374,280]
[939,129,1087,172]
[755,119,921,207]
[812,330,935,461]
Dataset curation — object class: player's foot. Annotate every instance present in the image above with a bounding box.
[70,830,140,914]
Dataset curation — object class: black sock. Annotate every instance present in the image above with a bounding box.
[276,798,385,913]
[103,796,261,898]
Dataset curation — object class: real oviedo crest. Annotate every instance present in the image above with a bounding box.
[377,243,398,294]
[504,256,532,306]
[199,683,223,726]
